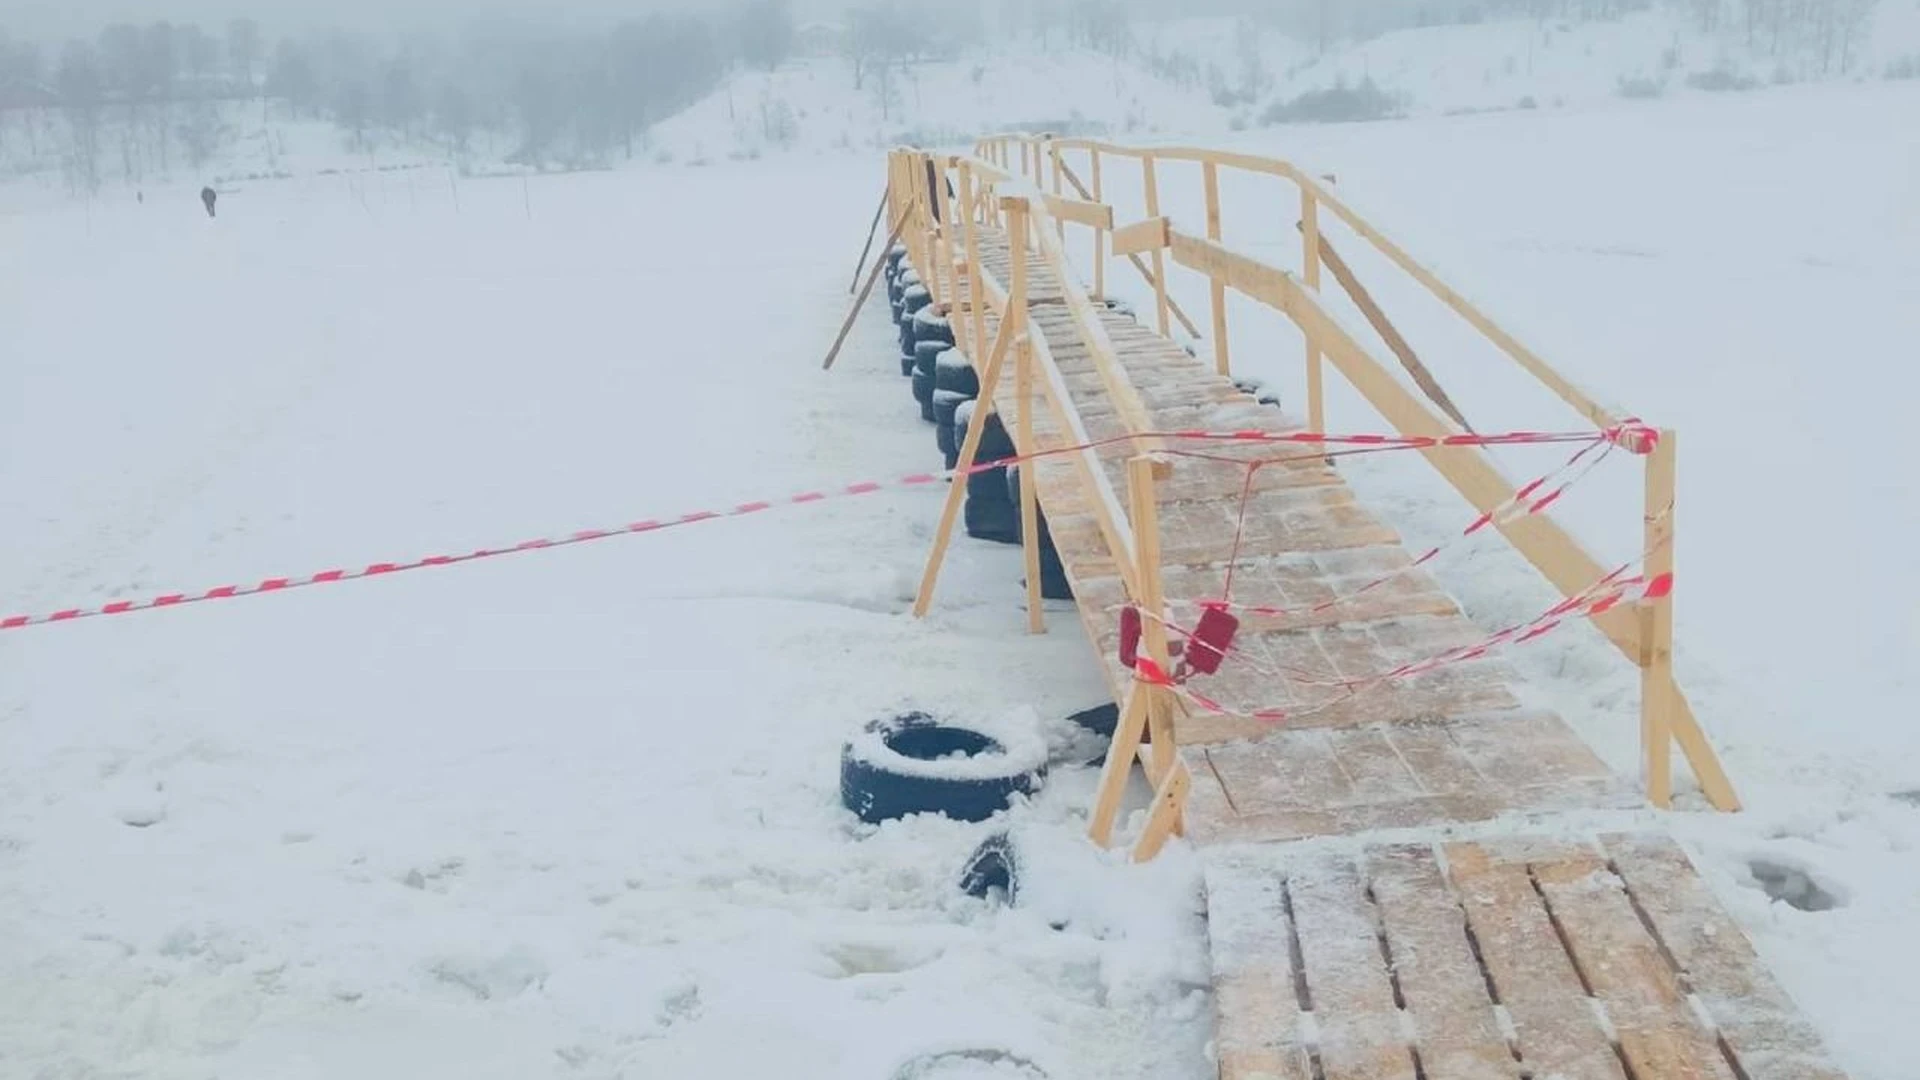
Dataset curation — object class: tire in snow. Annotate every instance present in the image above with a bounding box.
[932,390,971,468]
[840,711,1047,825]
[958,831,1019,903]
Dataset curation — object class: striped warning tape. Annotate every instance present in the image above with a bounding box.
[1132,564,1675,725]
[0,424,1637,634]
[0,470,956,632]
[1169,432,1621,624]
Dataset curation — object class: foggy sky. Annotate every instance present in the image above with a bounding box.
[4,0,842,43]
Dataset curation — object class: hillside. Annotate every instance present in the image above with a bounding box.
[4,6,1917,196]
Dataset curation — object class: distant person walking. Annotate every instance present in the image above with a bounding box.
[200,186,217,218]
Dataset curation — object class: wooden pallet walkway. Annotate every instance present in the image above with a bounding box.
[1205,834,1846,1080]
[958,227,1639,843]
[939,224,1851,1080]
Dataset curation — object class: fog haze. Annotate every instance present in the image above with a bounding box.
[4,0,731,40]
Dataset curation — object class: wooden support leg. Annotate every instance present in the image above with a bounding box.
[1132,761,1191,862]
[1016,334,1045,634]
[822,200,918,372]
[910,316,1018,618]
[1088,684,1150,848]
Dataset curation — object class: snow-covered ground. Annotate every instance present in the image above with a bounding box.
[3,72,1916,1080]
[0,163,1209,1078]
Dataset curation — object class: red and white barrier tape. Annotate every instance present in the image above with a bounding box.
[0,423,1646,634]
[0,470,966,632]
[1141,431,1619,626]
[1131,565,1675,725]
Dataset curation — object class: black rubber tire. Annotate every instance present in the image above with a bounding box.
[1063,701,1146,768]
[900,350,917,377]
[892,1048,1049,1080]
[959,831,1019,903]
[1066,702,1122,740]
[912,307,955,349]
[1023,561,1073,601]
[934,352,980,396]
[964,490,1021,545]
[914,339,948,380]
[969,410,1016,464]
[902,284,932,316]
[933,391,970,467]
[1006,469,1073,600]
[911,369,937,420]
[840,712,1046,825]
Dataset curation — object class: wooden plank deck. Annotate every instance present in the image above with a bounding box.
[928,224,1847,1080]
[960,226,1636,841]
[1205,835,1846,1080]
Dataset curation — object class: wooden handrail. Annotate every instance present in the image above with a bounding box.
[999,134,1623,431]
[927,138,1735,812]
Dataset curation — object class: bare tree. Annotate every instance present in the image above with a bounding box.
[228,18,262,91]
[846,5,918,90]
[737,0,796,72]
[56,40,105,193]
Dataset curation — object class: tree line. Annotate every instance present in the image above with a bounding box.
[0,0,801,193]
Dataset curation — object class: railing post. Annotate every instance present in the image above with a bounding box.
[959,161,987,374]
[1143,153,1171,338]
[1203,160,1230,377]
[1049,137,1066,239]
[1091,147,1106,301]
[1005,197,1045,633]
[1126,453,1186,861]
[1301,186,1326,437]
[929,152,953,311]
[1640,428,1678,808]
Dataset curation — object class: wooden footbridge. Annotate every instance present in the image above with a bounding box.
[862,135,1848,1080]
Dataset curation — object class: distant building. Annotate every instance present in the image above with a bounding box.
[795,22,845,60]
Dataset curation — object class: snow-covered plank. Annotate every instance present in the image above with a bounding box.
[1383,722,1489,797]
[1603,834,1849,1080]
[1202,853,1315,1080]
[1443,842,1626,1080]
[1286,853,1419,1080]
[1364,846,1520,1080]
[1325,727,1426,803]
[1529,849,1739,1080]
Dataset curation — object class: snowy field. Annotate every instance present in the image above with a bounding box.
[3,79,1917,1078]
[0,164,1208,1077]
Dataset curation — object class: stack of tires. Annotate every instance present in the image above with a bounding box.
[884,247,1071,603]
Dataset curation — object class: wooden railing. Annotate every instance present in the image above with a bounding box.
[886,136,1736,817]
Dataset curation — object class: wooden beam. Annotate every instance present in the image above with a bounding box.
[1142,154,1171,337]
[1090,148,1107,300]
[1129,455,1177,778]
[1045,137,1622,428]
[1041,192,1115,231]
[1204,161,1231,377]
[1029,204,1159,441]
[910,312,1017,617]
[1302,189,1326,437]
[1088,685,1149,847]
[1049,155,1204,338]
[821,198,917,371]
[1111,216,1172,257]
[1303,221,1477,433]
[1164,225,1733,800]
[1642,431,1678,809]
